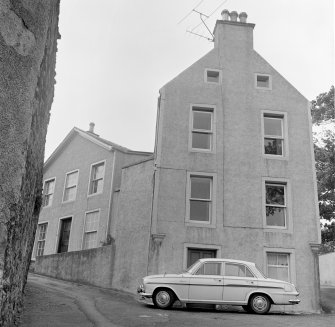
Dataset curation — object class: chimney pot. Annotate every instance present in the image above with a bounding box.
[89,122,95,133]
[221,9,230,21]
[230,11,238,22]
[239,12,248,23]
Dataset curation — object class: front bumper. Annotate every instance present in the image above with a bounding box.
[289,299,301,304]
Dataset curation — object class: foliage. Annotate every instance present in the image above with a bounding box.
[311,86,334,124]
[320,221,335,254]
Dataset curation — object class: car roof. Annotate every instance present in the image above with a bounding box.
[199,258,256,266]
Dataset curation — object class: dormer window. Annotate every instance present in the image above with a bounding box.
[205,69,221,84]
[255,74,272,90]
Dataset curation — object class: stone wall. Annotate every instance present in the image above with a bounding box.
[34,245,115,288]
[0,0,60,325]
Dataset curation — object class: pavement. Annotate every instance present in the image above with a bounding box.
[19,274,335,327]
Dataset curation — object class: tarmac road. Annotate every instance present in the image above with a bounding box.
[19,274,335,327]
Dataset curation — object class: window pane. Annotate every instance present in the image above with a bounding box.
[45,180,55,194]
[192,132,211,149]
[257,75,269,88]
[193,111,212,130]
[64,187,76,202]
[277,267,289,282]
[266,185,285,205]
[246,268,254,278]
[264,138,283,155]
[66,171,78,187]
[267,253,277,265]
[85,211,99,232]
[204,263,221,275]
[83,231,97,249]
[225,263,246,277]
[93,163,104,179]
[266,207,286,227]
[190,200,210,221]
[264,118,282,136]
[191,177,211,199]
[278,254,288,266]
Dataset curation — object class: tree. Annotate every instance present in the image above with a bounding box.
[311,86,334,124]
[311,86,335,253]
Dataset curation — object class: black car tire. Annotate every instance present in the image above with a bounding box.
[152,289,175,309]
[248,294,271,314]
[242,305,253,313]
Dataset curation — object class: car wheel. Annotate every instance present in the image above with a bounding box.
[153,289,175,309]
[248,294,271,314]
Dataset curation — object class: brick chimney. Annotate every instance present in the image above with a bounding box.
[213,10,255,51]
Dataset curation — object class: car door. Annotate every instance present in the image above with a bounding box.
[188,261,223,302]
[222,262,257,303]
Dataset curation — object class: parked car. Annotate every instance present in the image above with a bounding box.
[137,258,300,314]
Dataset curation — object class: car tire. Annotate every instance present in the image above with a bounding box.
[248,294,271,314]
[153,289,175,309]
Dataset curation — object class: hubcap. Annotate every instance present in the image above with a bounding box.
[156,291,170,306]
[253,296,267,311]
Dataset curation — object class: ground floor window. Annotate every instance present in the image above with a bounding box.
[36,223,48,256]
[187,248,217,268]
[266,252,290,282]
[83,210,100,249]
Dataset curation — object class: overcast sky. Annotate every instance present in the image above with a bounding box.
[45,0,334,158]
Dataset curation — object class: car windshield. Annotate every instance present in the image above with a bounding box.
[184,261,202,274]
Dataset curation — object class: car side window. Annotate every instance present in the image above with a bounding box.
[195,262,222,275]
[225,263,255,278]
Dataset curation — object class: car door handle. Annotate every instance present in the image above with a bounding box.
[214,279,222,282]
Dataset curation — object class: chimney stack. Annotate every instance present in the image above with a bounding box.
[221,9,230,21]
[230,11,238,22]
[239,12,248,23]
[89,122,95,133]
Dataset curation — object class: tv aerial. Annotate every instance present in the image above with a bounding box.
[178,0,228,42]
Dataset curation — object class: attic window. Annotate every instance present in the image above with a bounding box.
[256,74,272,90]
[205,69,221,84]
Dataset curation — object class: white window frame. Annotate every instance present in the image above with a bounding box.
[183,243,221,270]
[204,68,222,84]
[185,172,217,228]
[263,248,296,284]
[62,169,79,203]
[255,73,272,90]
[42,177,56,208]
[35,222,48,257]
[54,215,73,253]
[262,177,292,232]
[189,104,216,153]
[82,209,100,250]
[87,160,106,196]
[261,110,288,159]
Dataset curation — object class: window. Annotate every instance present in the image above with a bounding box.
[57,217,72,253]
[265,182,287,228]
[187,248,217,268]
[205,69,221,84]
[88,161,105,195]
[225,263,254,278]
[263,113,285,156]
[196,262,222,275]
[83,210,99,249]
[191,107,214,151]
[63,170,79,202]
[267,253,290,282]
[36,223,48,256]
[42,178,55,207]
[189,175,212,222]
[255,74,271,89]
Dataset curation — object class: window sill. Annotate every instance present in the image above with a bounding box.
[87,191,103,198]
[263,227,292,234]
[263,155,288,161]
[185,221,216,229]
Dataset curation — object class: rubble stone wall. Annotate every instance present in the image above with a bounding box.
[0,0,60,325]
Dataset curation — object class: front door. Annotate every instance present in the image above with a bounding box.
[222,262,257,303]
[57,218,72,253]
[188,261,223,302]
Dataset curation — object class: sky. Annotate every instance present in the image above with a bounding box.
[45,0,335,158]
